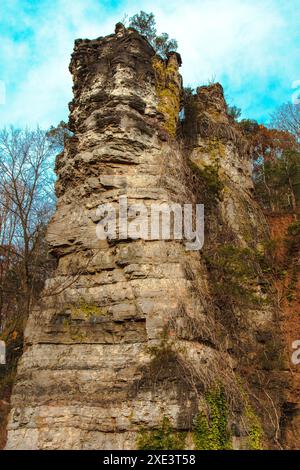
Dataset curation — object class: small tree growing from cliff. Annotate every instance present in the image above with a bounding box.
[227,105,242,121]
[128,11,178,58]
[46,120,73,153]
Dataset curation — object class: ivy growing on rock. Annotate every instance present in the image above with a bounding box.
[137,417,187,450]
[193,388,232,450]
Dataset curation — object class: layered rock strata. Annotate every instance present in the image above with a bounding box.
[5,25,291,449]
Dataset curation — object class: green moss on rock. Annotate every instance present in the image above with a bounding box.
[152,56,180,136]
[137,417,187,450]
[70,301,106,319]
[189,160,224,203]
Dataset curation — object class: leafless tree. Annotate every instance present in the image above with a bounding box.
[270,102,300,140]
[0,127,56,332]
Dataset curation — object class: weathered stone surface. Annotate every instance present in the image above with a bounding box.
[5,25,293,450]
[185,83,289,446]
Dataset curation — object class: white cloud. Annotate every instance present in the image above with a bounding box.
[131,0,299,120]
[0,0,299,126]
[0,0,121,127]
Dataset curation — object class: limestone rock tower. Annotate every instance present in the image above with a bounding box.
[5,25,288,450]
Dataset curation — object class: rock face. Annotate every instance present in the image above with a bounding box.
[5,25,295,449]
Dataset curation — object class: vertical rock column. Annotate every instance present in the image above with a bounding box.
[185,83,285,447]
[5,26,233,450]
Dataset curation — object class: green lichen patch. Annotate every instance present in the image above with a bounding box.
[204,138,227,163]
[70,300,106,320]
[152,56,180,136]
[189,160,224,204]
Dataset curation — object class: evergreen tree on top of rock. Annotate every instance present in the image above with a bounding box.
[128,11,178,59]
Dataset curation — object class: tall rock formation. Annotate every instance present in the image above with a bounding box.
[4,24,293,449]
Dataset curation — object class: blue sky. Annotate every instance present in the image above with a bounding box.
[1,0,300,128]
